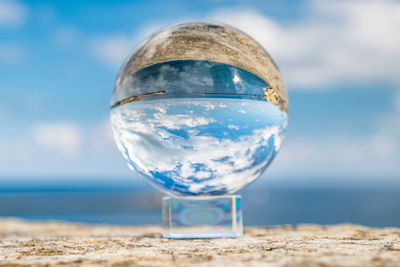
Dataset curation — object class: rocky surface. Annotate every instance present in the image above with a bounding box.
[1,219,400,266]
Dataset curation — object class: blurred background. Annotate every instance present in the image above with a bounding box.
[1,0,399,227]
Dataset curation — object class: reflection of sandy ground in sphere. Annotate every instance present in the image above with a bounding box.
[115,22,288,112]
[111,98,287,196]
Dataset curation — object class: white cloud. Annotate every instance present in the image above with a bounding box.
[33,122,82,158]
[0,0,27,27]
[90,35,136,68]
[228,124,239,130]
[211,0,400,88]
[0,118,133,177]
[90,23,164,68]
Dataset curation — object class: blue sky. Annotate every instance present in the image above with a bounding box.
[0,0,399,187]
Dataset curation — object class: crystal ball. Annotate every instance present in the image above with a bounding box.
[110,22,288,196]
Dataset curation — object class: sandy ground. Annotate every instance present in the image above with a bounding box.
[1,219,400,266]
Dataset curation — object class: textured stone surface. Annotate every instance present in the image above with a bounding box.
[1,219,400,266]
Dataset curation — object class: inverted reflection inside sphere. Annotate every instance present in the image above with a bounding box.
[110,22,288,196]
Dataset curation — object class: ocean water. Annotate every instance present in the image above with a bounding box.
[1,184,400,227]
[111,60,288,196]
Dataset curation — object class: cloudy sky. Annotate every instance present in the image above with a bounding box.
[0,0,399,187]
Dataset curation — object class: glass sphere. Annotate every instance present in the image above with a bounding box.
[110,22,288,196]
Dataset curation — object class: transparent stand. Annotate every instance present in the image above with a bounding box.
[162,195,242,239]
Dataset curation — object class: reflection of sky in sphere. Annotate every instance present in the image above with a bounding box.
[111,98,287,196]
[111,60,288,196]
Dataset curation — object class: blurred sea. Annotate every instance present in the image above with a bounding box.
[1,178,400,227]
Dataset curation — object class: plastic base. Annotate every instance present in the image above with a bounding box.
[162,195,242,239]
